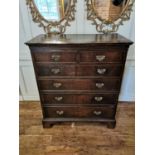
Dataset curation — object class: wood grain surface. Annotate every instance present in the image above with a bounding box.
[25,34,133,45]
[20,101,135,155]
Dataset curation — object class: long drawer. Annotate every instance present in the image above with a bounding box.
[36,64,123,77]
[38,78,120,91]
[43,105,115,118]
[41,93,118,104]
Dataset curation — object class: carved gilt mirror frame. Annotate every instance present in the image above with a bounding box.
[26,0,77,34]
[85,0,134,33]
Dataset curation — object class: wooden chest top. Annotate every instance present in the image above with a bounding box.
[26,33,133,46]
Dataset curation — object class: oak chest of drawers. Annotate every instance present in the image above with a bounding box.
[26,33,133,128]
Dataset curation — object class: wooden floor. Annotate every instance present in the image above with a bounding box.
[20,101,135,155]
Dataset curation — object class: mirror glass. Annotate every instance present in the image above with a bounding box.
[93,0,128,22]
[34,0,70,21]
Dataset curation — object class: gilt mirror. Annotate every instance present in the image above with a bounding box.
[26,0,77,34]
[85,0,134,33]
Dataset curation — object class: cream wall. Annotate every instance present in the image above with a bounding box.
[19,0,135,101]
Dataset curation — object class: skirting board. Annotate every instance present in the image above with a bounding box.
[19,95,23,101]
[20,95,40,101]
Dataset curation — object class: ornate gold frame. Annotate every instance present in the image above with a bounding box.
[26,0,77,34]
[85,0,134,33]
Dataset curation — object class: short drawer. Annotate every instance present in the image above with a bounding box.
[36,64,123,77]
[36,64,75,76]
[41,93,118,104]
[77,64,123,76]
[33,51,76,62]
[43,105,115,118]
[39,78,120,91]
[80,49,124,63]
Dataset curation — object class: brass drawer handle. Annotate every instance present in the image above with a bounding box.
[51,55,60,61]
[53,82,62,88]
[56,110,64,115]
[51,68,60,74]
[93,111,102,115]
[96,83,104,88]
[96,55,106,62]
[97,68,106,75]
[94,96,103,102]
[54,96,63,101]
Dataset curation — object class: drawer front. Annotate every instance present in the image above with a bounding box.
[77,65,123,76]
[36,64,75,76]
[41,94,118,104]
[33,52,76,62]
[43,105,115,118]
[80,50,124,63]
[39,79,120,91]
[36,64,123,77]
